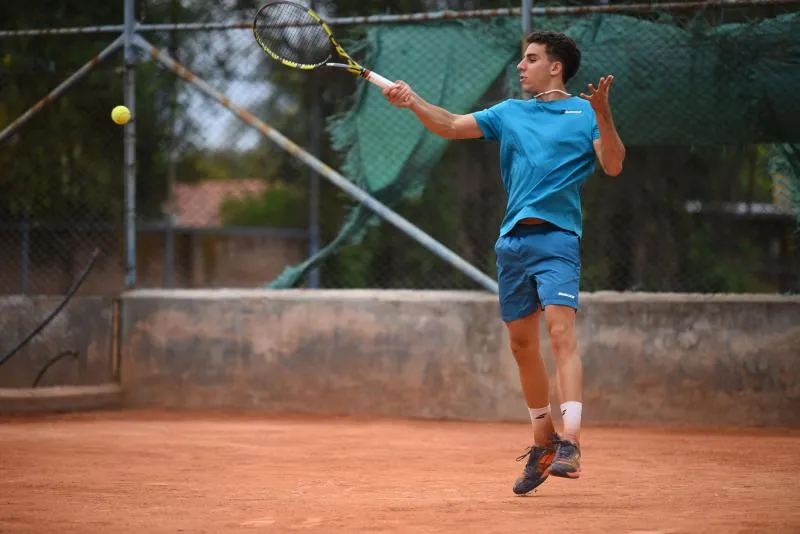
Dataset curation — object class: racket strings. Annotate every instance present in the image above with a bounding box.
[254,2,332,67]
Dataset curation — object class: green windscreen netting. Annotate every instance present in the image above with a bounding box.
[267,11,800,289]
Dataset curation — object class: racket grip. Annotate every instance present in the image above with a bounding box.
[363,69,394,90]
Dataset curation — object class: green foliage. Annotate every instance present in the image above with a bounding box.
[175,147,280,182]
[684,229,773,293]
[321,159,475,289]
[326,229,381,288]
[768,144,800,227]
[220,180,307,228]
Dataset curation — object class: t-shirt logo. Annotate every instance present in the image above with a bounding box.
[563,110,583,114]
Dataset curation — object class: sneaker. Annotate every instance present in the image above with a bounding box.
[512,434,560,495]
[549,438,581,479]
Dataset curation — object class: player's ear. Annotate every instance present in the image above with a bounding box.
[550,61,563,78]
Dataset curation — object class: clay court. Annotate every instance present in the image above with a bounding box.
[2,410,799,534]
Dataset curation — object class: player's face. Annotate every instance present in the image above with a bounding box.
[517,43,561,94]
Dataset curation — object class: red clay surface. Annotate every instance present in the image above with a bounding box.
[1,410,799,533]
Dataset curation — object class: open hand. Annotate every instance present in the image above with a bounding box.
[383,80,418,109]
[580,75,614,115]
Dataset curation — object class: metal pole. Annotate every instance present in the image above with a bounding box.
[307,85,322,288]
[3,0,800,38]
[164,0,179,289]
[20,217,30,295]
[0,25,125,38]
[522,0,532,37]
[521,0,532,100]
[123,0,137,289]
[164,206,175,287]
[307,0,321,288]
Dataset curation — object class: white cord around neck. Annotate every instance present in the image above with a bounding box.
[533,89,572,99]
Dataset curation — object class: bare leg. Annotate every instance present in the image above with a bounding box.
[505,309,556,446]
[543,305,582,442]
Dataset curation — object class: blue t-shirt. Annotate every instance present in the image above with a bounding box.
[473,96,600,238]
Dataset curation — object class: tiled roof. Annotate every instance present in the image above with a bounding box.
[169,180,267,227]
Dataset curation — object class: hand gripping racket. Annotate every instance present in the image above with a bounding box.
[253,1,394,90]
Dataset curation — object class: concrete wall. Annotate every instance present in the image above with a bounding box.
[0,296,116,388]
[120,289,800,426]
[573,293,800,426]
[120,290,521,421]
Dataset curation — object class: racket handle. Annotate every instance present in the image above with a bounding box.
[362,69,394,90]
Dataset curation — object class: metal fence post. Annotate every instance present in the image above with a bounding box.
[123,0,137,289]
[307,83,322,288]
[307,0,322,289]
[521,0,532,100]
[20,216,30,295]
[163,2,180,289]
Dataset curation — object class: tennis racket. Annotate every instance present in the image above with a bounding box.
[253,0,394,90]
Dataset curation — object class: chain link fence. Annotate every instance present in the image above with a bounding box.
[0,37,125,295]
[2,0,798,296]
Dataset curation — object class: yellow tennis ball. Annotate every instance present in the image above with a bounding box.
[111,105,131,125]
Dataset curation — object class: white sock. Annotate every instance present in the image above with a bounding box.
[560,401,583,441]
[528,404,551,427]
[528,405,552,445]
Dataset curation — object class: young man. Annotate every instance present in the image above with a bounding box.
[383,31,625,494]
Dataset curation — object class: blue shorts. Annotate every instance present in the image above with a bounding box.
[494,222,581,322]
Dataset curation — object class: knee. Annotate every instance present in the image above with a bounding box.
[547,321,575,356]
[509,331,535,355]
[505,314,541,364]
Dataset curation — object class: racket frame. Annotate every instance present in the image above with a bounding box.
[253,1,393,89]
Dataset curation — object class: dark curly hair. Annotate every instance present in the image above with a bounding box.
[525,31,581,83]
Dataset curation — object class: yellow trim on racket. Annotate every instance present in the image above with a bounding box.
[254,35,317,70]
[308,7,364,75]
[252,1,392,87]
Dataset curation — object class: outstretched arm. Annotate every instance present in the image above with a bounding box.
[582,75,625,176]
[383,81,483,140]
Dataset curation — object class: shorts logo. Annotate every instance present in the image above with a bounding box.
[563,110,582,114]
[558,292,576,299]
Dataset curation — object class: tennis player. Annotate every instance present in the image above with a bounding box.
[383,31,625,493]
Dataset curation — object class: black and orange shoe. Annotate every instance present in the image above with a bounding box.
[549,438,581,479]
[512,434,560,495]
